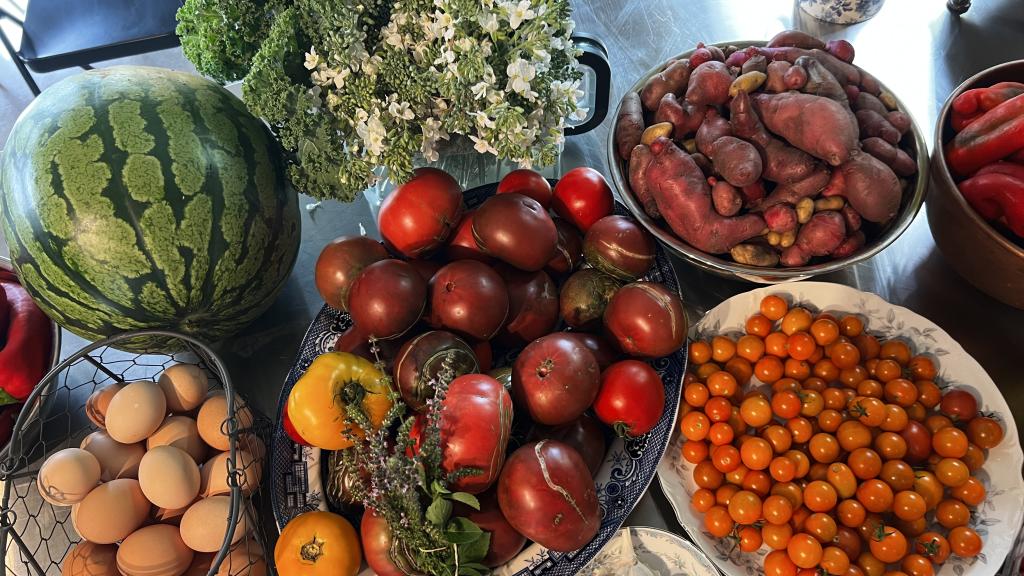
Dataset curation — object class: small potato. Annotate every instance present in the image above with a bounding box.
[614,92,645,160]
[825,39,855,63]
[729,71,767,97]
[879,90,898,110]
[796,197,814,224]
[731,244,780,267]
[814,197,845,211]
[682,139,698,154]
[766,232,782,246]
[765,61,792,93]
[764,204,798,234]
[886,111,912,135]
[641,122,673,145]
[712,136,764,187]
[780,230,797,248]
[711,178,743,217]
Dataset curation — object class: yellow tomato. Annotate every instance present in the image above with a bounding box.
[287,352,393,450]
[275,511,360,576]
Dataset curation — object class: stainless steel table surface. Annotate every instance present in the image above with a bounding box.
[10,0,1023,552]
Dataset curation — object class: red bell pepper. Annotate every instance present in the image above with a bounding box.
[0,286,8,349]
[958,172,1024,238]
[946,93,1024,177]
[1009,148,1024,165]
[952,82,1024,131]
[0,280,52,404]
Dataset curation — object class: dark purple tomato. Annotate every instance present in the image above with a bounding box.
[583,215,656,281]
[454,489,527,567]
[494,264,559,344]
[314,236,389,311]
[562,331,621,369]
[603,282,687,357]
[473,194,557,271]
[393,331,478,411]
[512,333,600,425]
[427,260,509,340]
[531,414,607,476]
[546,217,585,276]
[348,259,426,339]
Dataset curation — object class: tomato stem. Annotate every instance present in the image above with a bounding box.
[299,535,325,563]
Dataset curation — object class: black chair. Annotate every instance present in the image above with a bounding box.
[0,0,182,96]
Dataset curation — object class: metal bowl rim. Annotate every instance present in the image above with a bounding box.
[606,40,930,282]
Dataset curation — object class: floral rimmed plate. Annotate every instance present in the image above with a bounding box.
[268,181,688,576]
[657,282,1024,576]
[579,526,720,575]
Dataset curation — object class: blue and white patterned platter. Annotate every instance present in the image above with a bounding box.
[657,282,1024,576]
[269,182,688,575]
[579,526,720,575]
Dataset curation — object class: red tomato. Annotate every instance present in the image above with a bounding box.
[314,236,389,311]
[361,509,411,576]
[594,360,666,437]
[445,209,493,263]
[440,375,514,494]
[378,167,463,257]
[512,334,601,425]
[552,167,614,232]
[282,403,310,446]
[900,420,933,464]
[497,169,553,207]
[939,390,978,421]
[531,414,607,477]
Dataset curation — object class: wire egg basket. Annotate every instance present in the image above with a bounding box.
[0,330,270,576]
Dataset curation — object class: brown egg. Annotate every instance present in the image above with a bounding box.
[80,431,146,481]
[75,479,151,544]
[215,539,266,576]
[180,554,215,576]
[38,448,101,506]
[199,451,262,497]
[105,382,167,444]
[237,435,265,463]
[159,365,209,414]
[139,446,201,510]
[196,393,253,452]
[152,497,197,526]
[147,416,206,463]
[86,384,124,429]
[117,524,194,576]
[62,541,119,576]
[179,496,247,553]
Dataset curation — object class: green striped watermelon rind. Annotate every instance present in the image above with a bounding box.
[0,66,300,352]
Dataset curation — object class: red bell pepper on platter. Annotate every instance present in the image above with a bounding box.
[946,93,1024,177]
[0,278,53,404]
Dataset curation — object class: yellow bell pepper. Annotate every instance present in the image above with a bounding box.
[287,352,393,450]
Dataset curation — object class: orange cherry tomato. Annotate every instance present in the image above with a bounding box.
[740,437,773,471]
[800,390,825,418]
[712,336,737,363]
[823,387,848,410]
[848,447,882,480]
[924,414,953,434]
[772,389,803,419]
[963,443,986,472]
[839,315,864,337]
[809,433,840,463]
[932,427,968,458]
[784,358,812,380]
[761,295,789,321]
[827,462,858,499]
[771,481,804,509]
[818,409,844,433]
[739,525,763,552]
[837,420,873,452]
[853,333,880,361]
[680,439,709,464]
[763,523,795,551]
[781,308,813,336]
[726,464,750,486]
[894,517,927,538]
[704,396,732,422]
[804,480,838,513]
[808,462,829,482]
[829,342,862,370]
[908,356,937,381]
[692,488,715,512]
[967,416,1005,449]
[704,505,734,537]
[805,512,838,543]
[935,499,971,529]
[741,396,773,428]
[839,365,869,388]
[880,404,909,432]
[689,341,712,365]
[762,425,793,454]
[693,460,724,489]
[707,370,738,397]
[695,362,722,381]
[747,313,774,337]
[737,334,766,363]
[868,525,908,564]
[856,479,894,513]
[901,554,934,576]
[770,456,797,483]
[951,476,986,507]
[813,359,841,382]
[857,378,884,398]
[787,533,823,569]
[725,357,755,387]
[850,396,886,427]
[857,552,885,576]
[915,532,950,564]
[755,356,786,384]
[728,489,763,524]
[874,431,908,461]
[893,490,927,521]
[837,499,867,528]
[716,484,740,506]
[680,410,710,441]
[811,318,840,346]
[742,470,772,498]
[684,382,709,407]
[708,422,735,446]
[765,332,790,358]
[906,402,927,422]
[914,471,944,509]
[948,526,982,558]
[821,547,851,576]
[788,332,817,361]
[935,458,970,487]
[763,494,794,525]
[915,380,942,409]
[712,444,742,473]
[880,460,915,491]
[884,378,918,407]
[880,340,912,366]
[765,549,799,576]
[874,359,902,383]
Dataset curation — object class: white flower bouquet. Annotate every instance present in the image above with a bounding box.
[177,0,585,202]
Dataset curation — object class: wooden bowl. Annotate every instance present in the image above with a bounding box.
[927,59,1024,309]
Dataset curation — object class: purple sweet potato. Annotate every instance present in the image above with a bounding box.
[825,39,855,63]
[742,180,767,206]
[841,204,862,232]
[706,45,726,61]
[726,49,753,68]
[690,47,715,68]
[641,59,692,111]
[831,230,866,259]
[860,137,917,177]
[696,109,733,157]
[615,92,644,160]
[765,61,792,93]
[780,211,847,266]
[795,55,848,105]
[764,204,798,234]
[711,178,743,216]
[742,54,769,75]
[761,165,831,207]
[691,152,713,175]
[784,65,809,90]
[854,92,888,116]
[729,91,770,147]
[844,85,861,102]
[768,30,826,50]
[886,111,912,135]
[647,137,767,254]
[629,144,659,218]
[712,136,764,187]
[859,71,881,95]
[655,93,706,139]
[855,109,900,145]
[829,152,902,223]
[751,92,859,166]
[808,49,860,86]
[685,61,734,107]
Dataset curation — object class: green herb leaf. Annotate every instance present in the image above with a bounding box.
[459,561,491,574]
[457,566,483,576]
[432,479,452,495]
[426,497,453,527]
[445,517,483,544]
[449,492,480,510]
[458,534,491,565]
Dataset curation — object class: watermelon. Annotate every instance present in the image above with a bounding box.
[0,66,300,350]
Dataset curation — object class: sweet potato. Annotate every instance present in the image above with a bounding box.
[784,66,809,90]
[685,61,734,107]
[725,49,753,68]
[762,140,819,184]
[841,204,862,232]
[655,93,706,139]
[641,59,692,111]
[854,92,888,116]
[742,180,767,206]
[647,137,767,253]
[767,30,826,50]
[765,61,792,93]
[829,152,902,223]
[691,46,715,68]
[844,85,861,102]
[712,136,764,187]
[886,111,912,135]
[696,109,733,156]
[832,230,866,258]
[855,109,900,145]
[861,137,917,177]
[826,39,855,63]
[780,211,847,266]
[808,49,860,87]
[795,55,848,105]
[628,144,659,218]
[614,92,645,160]
[752,92,859,166]
[859,71,881,96]
[729,91,770,147]
[761,165,831,207]
[742,54,768,75]
[691,152,713,175]
[764,204,798,233]
[710,178,743,216]
[731,244,780,267]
